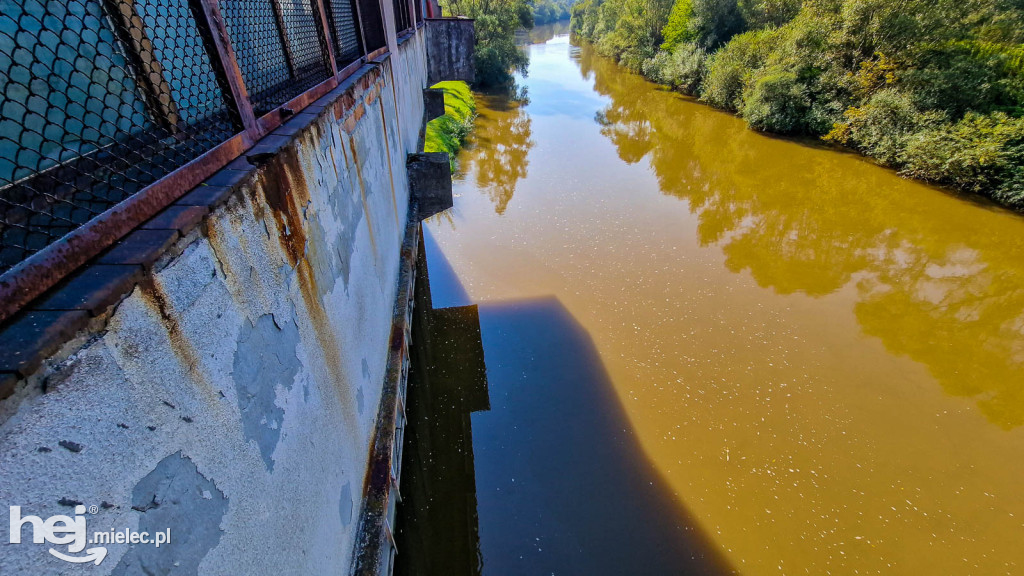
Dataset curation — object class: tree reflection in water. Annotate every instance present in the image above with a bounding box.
[576,42,1024,429]
[458,85,534,215]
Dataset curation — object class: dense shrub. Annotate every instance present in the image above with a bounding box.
[826,90,944,165]
[701,28,777,110]
[741,67,810,132]
[571,0,1024,208]
[737,0,800,30]
[643,42,707,92]
[901,112,1024,206]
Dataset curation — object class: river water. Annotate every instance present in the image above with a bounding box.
[403,24,1024,575]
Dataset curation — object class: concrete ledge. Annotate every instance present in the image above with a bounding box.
[32,265,144,316]
[174,186,235,209]
[0,311,90,381]
[408,152,454,220]
[141,206,210,236]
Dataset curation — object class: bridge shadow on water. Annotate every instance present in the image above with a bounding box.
[394,228,734,576]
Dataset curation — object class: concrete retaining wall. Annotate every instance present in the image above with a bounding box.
[0,31,429,576]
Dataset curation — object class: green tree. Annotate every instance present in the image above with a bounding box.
[571,0,1024,208]
[443,0,535,86]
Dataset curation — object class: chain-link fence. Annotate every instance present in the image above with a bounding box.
[326,0,364,67]
[0,0,387,280]
[358,0,388,53]
[219,0,333,115]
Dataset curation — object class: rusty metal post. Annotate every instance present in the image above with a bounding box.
[191,0,261,140]
[269,0,299,82]
[313,0,340,77]
[103,0,181,133]
[350,0,370,58]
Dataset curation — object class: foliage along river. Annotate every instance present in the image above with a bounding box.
[408,23,1024,576]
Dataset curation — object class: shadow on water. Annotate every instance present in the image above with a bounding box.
[394,228,735,576]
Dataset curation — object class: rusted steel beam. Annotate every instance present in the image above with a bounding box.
[351,218,419,575]
[191,0,260,139]
[337,57,366,82]
[102,0,181,133]
[312,0,340,76]
[0,131,254,324]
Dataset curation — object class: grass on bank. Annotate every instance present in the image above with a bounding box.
[424,81,477,172]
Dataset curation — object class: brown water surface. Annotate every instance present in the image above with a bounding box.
[421,28,1024,575]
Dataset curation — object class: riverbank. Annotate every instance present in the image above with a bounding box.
[569,0,1024,211]
[424,81,476,172]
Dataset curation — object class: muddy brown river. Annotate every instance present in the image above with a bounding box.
[399,25,1024,576]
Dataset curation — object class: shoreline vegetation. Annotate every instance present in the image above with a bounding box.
[570,0,1024,210]
[425,81,477,172]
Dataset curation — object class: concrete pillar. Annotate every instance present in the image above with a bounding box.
[407,152,452,220]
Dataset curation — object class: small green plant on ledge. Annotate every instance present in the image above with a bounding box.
[425,81,477,173]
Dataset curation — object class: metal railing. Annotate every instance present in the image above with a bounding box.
[0,0,398,323]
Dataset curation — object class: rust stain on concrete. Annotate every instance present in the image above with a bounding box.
[378,103,400,231]
[204,216,243,303]
[347,138,377,257]
[137,277,217,402]
[386,63,404,150]
[329,146,340,180]
[258,146,311,269]
[256,143,357,426]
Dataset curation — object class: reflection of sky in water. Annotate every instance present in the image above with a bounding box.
[428,26,1024,576]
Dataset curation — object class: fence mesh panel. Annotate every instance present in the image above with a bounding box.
[219,0,333,116]
[325,0,363,68]
[392,0,411,34]
[357,0,387,52]
[0,0,240,275]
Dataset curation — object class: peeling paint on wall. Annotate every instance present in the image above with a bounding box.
[111,452,228,575]
[340,481,354,528]
[233,314,301,471]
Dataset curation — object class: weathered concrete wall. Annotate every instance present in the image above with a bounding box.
[0,30,430,576]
